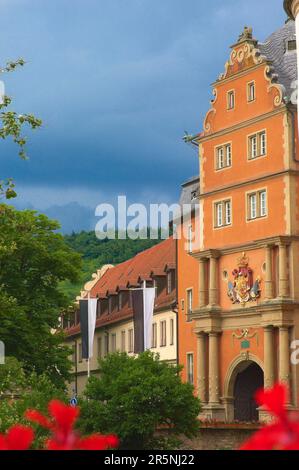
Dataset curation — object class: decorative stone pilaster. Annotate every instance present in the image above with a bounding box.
[264,326,275,389]
[208,332,220,405]
[278,243,289,298]
[279,326,291,403]
[199,258,207,308]
[209,256,219,307]
[196,332,207,403]
[265,245,274,300]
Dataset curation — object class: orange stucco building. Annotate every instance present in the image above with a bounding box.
[178,20,299,422]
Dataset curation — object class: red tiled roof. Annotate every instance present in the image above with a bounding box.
[90,237,175,297]
[65,238,176,336]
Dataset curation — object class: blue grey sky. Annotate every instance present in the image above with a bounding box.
[0,0,287,232]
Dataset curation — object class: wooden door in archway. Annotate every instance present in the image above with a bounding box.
[234,362,264,422]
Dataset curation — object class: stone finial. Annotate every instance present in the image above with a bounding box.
[237,26,253,43]
[284,0,299,19]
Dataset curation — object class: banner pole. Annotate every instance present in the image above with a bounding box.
[87,358,90,379]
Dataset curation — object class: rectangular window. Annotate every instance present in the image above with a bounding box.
[108,297,112,314]
[248,82,255,102]
[187,353,194,385]
[111,333,116,353]
[97,337,102,359]
[248,190,267,220]
[170,319,174,346]
[104,334,109,356]
[249,131,266,159]
[214,200,232,228]
[96,301,101,318]
[118,293,122,311]
[128,329,134,353]
[121,330,126,352]
[227,90,235,110]
[216,144,232,170]
[187,289,193,322]
[152,323,157,348]
[160,320,167,347]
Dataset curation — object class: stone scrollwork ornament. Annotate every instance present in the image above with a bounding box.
[227,253,261,305]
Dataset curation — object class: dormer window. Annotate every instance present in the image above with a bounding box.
[286,39,296,52]
[108,297,113,314]
[227,90,235,110]
[118,293,122,311]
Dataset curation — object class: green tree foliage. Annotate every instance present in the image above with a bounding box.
[61,229,165,300]
[0,59,42,199]
[0,205,82,387]
[79,352,201,450]
[0,358,67,447]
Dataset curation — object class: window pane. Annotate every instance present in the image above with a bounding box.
[217,147,224,168]
[225,201,231,225]
[249,194,257,219]
[226,145,232,166]
[260,132,266,156]
[160,321,166,347]
[187,290,193,313]
[249,83,255,101]
[250,136,257,158]
[170,319,174,346]
[260,191,267,217]
[228,91,234,109]
[216,203,223,227]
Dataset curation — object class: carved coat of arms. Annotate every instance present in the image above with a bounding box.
[227,253,261,305]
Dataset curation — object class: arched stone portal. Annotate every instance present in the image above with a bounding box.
[234,363,264,421]
[224,355,264,422]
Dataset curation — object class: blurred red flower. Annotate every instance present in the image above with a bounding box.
[0,425,34,450]
[25,400,119,451]
[241,383,299,450]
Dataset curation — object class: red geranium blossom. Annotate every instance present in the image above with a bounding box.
[241,383,299,450]
[0,425,34,450]
[26,400,119,451]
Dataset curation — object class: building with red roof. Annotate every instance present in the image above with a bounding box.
[63,237,177,395]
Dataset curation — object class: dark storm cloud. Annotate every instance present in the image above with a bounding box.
[0,0,287,229]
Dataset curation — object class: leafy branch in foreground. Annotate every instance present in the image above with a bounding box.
[0,59,42,198]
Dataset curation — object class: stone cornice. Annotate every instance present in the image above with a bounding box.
[211,63,264,87]
[198,169,299,200]
[191,299,299,326]
[191,235,299,260]
[196,106,286,144]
